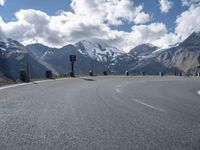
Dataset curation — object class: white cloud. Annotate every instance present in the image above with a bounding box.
[71,0,151,25]
[0,0,6,6]
[0,8,173,52]
[152,33,179,48]
[3,0,198,52]
[0,8,177,52]
[123,23,176,51]
[134,12,152,24]
[0,0,155,52]
[181,0,200,6]
[159,0,174,13]
[175,5,200,40]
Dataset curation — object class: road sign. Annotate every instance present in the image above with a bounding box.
[70,55,76,62]
[69,55,76,77]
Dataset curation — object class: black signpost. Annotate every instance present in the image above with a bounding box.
[27,63,30,82]
[70,55,76,77]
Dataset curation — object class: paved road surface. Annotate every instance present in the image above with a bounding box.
[0,76,200,150]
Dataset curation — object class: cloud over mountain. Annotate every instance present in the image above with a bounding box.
[0,0,199,52]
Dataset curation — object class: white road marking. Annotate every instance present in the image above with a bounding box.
[115,88,121,93]
[131,98,166,112]
[197,90,200,96]
[0,79,58,91]
[0,83,31,91]
[33,79,54,84]
[55,78,68,81]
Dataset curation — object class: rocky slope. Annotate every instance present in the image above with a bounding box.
[1,32,200,80]
[156,32,200,74]
[0,39,49,80]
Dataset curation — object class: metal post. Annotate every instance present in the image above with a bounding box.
[72,61,74,75]
[27,63,30,82]
[70,55,76,77]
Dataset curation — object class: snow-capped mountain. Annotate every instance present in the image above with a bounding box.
[27,42,108,74]
[110,43,169,74]
[1,31,200,80]
[74,40,125,62]
[27,33,200,75]
[27,40,128,75]
[129,43,158,57]
[0,38,27,59]
[155,32,200,74]
[0,39,50,80]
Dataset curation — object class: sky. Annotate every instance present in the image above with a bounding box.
[0,0,200,52]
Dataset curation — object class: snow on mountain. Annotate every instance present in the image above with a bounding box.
[0,38,27,59]
[75,40,125,62]
[25,31,200,75]
[27,43,107,74]
[128,43,159,60]
[0,38,51,80]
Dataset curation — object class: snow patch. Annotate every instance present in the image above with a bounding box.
[41,51,54,59]
[77,40,125,62]
[197,90,200,96]
[0,47,6,51]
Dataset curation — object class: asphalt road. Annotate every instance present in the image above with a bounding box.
[0,76,200,150]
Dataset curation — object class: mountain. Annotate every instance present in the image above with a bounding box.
[155,32,200,74]
[0,39,49,80]
[29,41,162,75]
[113,32,200,75]
[1,32,199,80]
[129,44,159,58]
[27,33,200,75]
[74,40,125,62]
[27,41,110,75]
[110,44,170,74]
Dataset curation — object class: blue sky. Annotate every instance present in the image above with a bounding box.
[0,0,72,21]
[0,0,187,31]
[0,0,200,51]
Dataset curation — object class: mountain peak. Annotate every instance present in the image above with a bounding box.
[0,38,27,54]
[179,32,200,47]
[75,40,125,62]
[134,43,158,49]
[129,43,158,57]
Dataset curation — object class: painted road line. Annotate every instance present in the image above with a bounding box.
[131,98,166,112]
[197,90,200,96]
[33,79,54,84]
[0,83,31,91]
[115,88,121,93]
[0,79,55,91]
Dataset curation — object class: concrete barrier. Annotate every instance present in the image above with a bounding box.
[159,72,164,76]
[20,70,28,82]
[103,71,108,76]
[89,71,93,76]
[141,72,145,76]
[125,71,129,76]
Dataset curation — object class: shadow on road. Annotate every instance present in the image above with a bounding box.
[80,78,96,81]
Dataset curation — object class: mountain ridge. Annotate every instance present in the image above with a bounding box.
[1,32,200,80]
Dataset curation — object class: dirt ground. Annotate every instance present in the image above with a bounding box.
[0,78,15,87]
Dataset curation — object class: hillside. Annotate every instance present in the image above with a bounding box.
[0,39,50,80]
